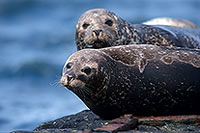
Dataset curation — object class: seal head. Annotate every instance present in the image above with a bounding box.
[76,9,131,50]
[60,49,110,103]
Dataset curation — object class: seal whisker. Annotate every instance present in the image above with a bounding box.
[49,79,62,87]
[49,74,63,87]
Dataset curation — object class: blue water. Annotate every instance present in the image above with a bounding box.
[0,0,200,132]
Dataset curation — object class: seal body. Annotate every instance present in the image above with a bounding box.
[61,45,200,119]
[143,17,199,29]
[75,9,200,50]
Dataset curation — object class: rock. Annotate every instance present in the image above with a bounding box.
[12,110,200,132]
[34,110,109,131]
[93,114,138,132]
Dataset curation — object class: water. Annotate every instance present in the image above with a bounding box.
[0,0,199,132]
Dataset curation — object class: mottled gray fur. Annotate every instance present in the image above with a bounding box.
[76,9,200,50]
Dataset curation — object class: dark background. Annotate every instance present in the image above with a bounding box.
[0,0,199,132]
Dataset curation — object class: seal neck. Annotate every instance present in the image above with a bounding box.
[116,18,141,45]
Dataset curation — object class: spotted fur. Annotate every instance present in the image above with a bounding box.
[76,9,200,50]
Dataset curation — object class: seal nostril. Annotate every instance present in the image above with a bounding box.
[67,75,73,82]
[93,30,102,36]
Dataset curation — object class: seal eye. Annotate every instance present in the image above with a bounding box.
[82,23,90,29]
[66,62,73,69]
[105,19,113,26]
[81,66,91,75]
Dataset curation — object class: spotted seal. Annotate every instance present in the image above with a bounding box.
[61,45,200,119]
[143,17,198,29]
[75,9,200,50]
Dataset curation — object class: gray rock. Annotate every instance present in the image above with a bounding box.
[12,110,200,133]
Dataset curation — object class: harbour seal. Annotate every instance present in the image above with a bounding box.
[75,9,200,50]
[61,45,200,119]
[143,17,198,29]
